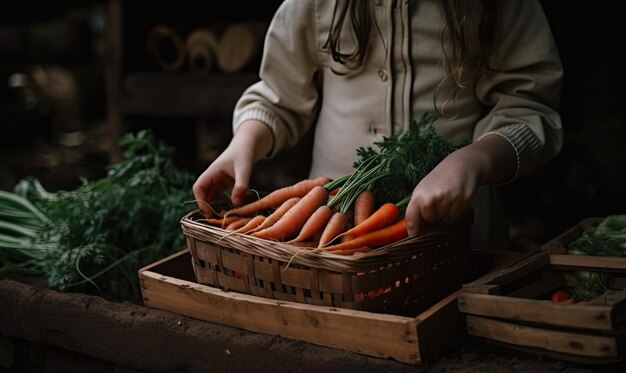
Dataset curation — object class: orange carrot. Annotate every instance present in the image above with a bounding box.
[252,185,329,241]
[287,205,333,243]
[316,218,408,253]
[353,190,376,226]
[225,217,251,231]
[223,176,330,218]
[334,202,400,243]
[317,211,348,247]
[232,215,266,234]
[246,197,300,234]
[201,215,246,229]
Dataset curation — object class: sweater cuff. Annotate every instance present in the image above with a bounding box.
[477,123,541,182]
[233,106,280,158]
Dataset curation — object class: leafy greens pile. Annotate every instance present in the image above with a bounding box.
[1,130,194,301]
[566,215,626,300]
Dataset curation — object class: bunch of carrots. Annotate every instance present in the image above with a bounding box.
[201,176,410,255]
[199,112,466,255]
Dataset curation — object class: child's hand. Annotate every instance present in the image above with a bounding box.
[193,120,274,217]
[405,150,479,235]
[404,133,517,235]
[193,145,255,217]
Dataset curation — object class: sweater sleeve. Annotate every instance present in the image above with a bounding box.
[473,0,563,181]
[232,0,320,158]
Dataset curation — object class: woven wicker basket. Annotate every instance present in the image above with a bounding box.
[181,208,474,316]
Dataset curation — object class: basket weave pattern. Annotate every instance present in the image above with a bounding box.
[182,209,474,315]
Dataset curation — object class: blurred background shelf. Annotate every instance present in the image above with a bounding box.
[121,72,258,118]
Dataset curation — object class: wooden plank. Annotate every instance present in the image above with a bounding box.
[458,292,615,331]
[590,289,626,329]
[415,290,466,361]
[466,315,619,358]
[462,251,549,295]
[140,271,421,364]
[550,254,626,272]
[140,251,427,364]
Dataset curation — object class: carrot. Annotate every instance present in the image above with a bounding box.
[287,205,333,243]
[246,197,300,234]
[200,215,246,229]
[353,190,376,226]
[315,218,408,253]
[232,215,266,234]
[317,211,348,247]
[223,176,330,218]
[334,202,400,243]
[225,217,251,231]
[252,185,329,241]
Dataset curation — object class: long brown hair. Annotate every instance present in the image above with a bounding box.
[324,0,497,116]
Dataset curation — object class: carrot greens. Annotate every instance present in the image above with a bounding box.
[326,112,468,214]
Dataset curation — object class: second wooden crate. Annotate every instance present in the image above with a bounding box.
[458,250,626,364]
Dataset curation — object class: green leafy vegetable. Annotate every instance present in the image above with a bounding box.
[566,214,626,301]
[325,112,468,214]
[567,215,626,257]
[2,130,194,301]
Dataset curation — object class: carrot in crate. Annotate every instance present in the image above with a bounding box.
[252,185,329,241]
[223,176,330,218]
[232,215,266,234]
[353,190,376,226]
[317,211,349,247]
[315,218,408,253]
[287,205,333,243]
[246,197,300,234]
[325,202,401,246]
[225,217,252,231]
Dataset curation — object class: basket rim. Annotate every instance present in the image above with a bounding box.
[181,208,474,272]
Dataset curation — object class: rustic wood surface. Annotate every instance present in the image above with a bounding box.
[0,279,414,373]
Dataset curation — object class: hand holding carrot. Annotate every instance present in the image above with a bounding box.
[405,134,516,236]
[193,120,274,217]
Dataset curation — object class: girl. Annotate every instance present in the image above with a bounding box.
[193,0,563,250]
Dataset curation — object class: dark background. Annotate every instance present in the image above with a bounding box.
[1,1,624,251]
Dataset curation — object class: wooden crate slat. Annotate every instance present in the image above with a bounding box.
[466,315,620,358]
[550,254,626,272]
[462,251,549,295]
[458,292,615,331]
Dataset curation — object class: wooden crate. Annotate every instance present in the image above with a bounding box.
[139,248,471,365]
[542,216,626,270]
[458,249,626,364]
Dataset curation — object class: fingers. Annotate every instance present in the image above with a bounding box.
[193,170,232,217]
[230,160,252,206]
[406,194,441,236]
[406,191,469,236]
